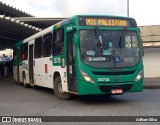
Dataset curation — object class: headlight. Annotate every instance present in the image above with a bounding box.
[80,70,95,83]
[135,70,143,81]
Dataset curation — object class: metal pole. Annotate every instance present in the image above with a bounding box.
[127,0,129,17]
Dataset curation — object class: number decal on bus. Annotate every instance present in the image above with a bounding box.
[53,57,61,65]
[98,78,110,82]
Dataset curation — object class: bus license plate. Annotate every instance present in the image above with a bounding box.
[111,89,123,94]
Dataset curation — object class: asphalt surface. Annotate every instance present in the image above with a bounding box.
[0,78,160,125]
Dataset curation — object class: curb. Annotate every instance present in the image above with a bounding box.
[144,77,160,89]
[144,86,160,89]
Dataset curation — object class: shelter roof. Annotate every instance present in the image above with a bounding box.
[0,1,33,17]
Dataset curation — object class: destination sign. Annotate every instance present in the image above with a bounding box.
[86,19,127,26]
[78,16,137,27]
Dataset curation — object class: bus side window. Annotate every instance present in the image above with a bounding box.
[22,43,28,60]
[34,37,42,58]
[43,32,52,57]
[53,29,64,55]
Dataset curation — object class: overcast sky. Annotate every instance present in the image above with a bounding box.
[1,0,160,26]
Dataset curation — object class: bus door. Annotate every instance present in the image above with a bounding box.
[29,44,34,84]
[66,32,77,92]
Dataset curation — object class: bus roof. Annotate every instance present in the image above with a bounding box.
[19,15,137,44]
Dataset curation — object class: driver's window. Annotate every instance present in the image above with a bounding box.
[125,36,131,48]
[125,35,138,48]
[132,36,138,48]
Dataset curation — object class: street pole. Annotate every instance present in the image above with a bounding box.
[127,0,129,17]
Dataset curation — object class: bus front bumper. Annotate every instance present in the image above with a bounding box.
[77,79,143,95]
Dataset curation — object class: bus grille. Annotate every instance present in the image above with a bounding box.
[99,84,133,93]
[92,71,135,76]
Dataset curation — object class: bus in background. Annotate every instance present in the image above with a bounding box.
[13,15,143,100]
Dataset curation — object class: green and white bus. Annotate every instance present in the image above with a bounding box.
[13,15,143,99]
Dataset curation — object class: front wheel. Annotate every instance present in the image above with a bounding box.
[54,77,71,100]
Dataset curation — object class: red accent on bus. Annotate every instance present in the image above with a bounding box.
[22,54,25,60]
[45,64,48,73]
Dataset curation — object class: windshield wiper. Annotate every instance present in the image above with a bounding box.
[98,35,103,53]
[119,35,124,48]
[94,26,98,37]
[119,27,126,52]
[94,26,103,54]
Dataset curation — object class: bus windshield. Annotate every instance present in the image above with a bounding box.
[80,30,140,68]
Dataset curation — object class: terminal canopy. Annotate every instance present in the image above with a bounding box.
[0,15,40,50]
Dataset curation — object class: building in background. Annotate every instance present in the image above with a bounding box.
[140,25,160,47]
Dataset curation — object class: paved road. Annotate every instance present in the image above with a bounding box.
[143,47,160,77]
[0,79,160,125]
[0,79,160,118]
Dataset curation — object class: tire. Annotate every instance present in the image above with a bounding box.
[54,77,71,100]
[23,73,30,88]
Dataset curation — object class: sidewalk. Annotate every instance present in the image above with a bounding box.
[144,77,160,89]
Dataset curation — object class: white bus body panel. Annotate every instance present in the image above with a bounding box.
[34,57,53,88]
[33,57,68,92]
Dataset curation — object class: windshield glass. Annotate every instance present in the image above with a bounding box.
[80,30,140,68]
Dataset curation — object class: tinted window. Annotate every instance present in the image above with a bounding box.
[80,30,140,68]
[22,43,28,60]
[34,37,42,58]
[43,33,52,57]
[53,29,64,55]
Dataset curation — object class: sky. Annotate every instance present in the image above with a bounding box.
[1,0,160,26]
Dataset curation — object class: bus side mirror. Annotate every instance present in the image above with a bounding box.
[138,29,141,34]
[142,39,144,57]
[72,26,77,31]
[142,46,144,57]
[73,34,79,45]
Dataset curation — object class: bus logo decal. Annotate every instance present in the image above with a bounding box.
[115,56,121,62]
